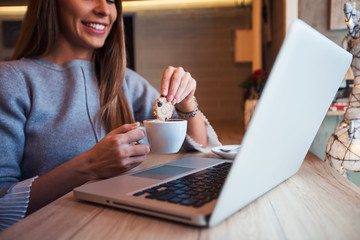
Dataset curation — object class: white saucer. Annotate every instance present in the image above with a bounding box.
[211,145,240,160]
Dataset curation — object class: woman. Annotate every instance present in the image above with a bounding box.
[0,0,220,230]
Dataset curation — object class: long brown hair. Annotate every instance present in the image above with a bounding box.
[12,0,134,132]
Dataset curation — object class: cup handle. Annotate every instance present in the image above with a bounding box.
[137,126,149,145]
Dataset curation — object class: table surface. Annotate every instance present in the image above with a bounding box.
[1,120,360,240]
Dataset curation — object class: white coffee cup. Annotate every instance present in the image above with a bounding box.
[138,119,187,153]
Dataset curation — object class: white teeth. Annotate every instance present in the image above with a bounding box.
[85,23,105,30]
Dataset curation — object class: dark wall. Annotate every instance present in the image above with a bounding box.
[0,0,28,6]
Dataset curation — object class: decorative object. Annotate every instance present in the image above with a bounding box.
[325,1,360,186]
[240,69,268,129]
[239,69,268,99]
[330,0,348,30]
[244,99,258,129]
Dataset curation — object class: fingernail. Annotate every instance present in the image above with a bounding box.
[168,94,174,102]
[161,89,168,96]
[133,122,140,127]
[172,99,177,105]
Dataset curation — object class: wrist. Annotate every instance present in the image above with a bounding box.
[175,96,199,119]
[73,151,98,181]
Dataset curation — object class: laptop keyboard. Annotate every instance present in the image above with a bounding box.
[133,162,231,208]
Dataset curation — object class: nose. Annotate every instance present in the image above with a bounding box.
[93,0,111,16]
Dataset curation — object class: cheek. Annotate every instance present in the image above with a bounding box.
[109,15,118,32]
[58,7,79,32]
[110,6,118,26]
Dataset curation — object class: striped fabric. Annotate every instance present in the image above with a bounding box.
[0,176,38,231]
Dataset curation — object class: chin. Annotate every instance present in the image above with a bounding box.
[83,38,107,49]
[87,42,106,50]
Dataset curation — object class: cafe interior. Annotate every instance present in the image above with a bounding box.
[0,0,359,238]
[2,0,358,178]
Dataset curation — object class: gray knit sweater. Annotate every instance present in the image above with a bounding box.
[0,58,161,193]
[0,58,221,230]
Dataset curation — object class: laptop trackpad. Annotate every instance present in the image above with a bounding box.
[131,165,195,180]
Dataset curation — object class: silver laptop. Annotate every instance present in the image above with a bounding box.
[73,20,352,227]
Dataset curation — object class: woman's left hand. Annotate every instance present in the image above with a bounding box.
[160,66,207,147]
[160,66,197,112]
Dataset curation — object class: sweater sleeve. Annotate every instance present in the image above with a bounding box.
[123,69,222,153]
[182,111,222,152]
[0,176,38,231]
[0,62,35,230]
[0,62,29,190]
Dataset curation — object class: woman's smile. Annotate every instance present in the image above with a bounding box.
[82,21,108,34]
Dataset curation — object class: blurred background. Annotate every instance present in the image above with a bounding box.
[0,0,351,159]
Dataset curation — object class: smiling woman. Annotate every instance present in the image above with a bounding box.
[12,0,133,130]
[0,0,220,231]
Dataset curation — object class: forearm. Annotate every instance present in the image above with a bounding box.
[26,124,149,215]
[186,111,207,147]
[176,97,207,147]
[26,152,90,215]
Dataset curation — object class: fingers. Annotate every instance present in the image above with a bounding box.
[175,74,196,103]
[107,122,140,137]
[104,144,148,176]
[173,71,190,103]
[86,139,149,177]
[161,66,196,105]
[105,125,149,154]
[116,142,150,159]
[93,155,147,178]
[84,123,150,179]
[115,128,147,145]
[161,66,184,103]
[160,66,175,97]
[167,67,185,104]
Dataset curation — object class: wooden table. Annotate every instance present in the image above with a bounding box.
[1,122,360,239]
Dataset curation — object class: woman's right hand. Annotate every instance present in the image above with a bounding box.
[26,122,149,215]
[80,122,150,179]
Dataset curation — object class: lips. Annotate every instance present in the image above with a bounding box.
[82,22,107,31]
